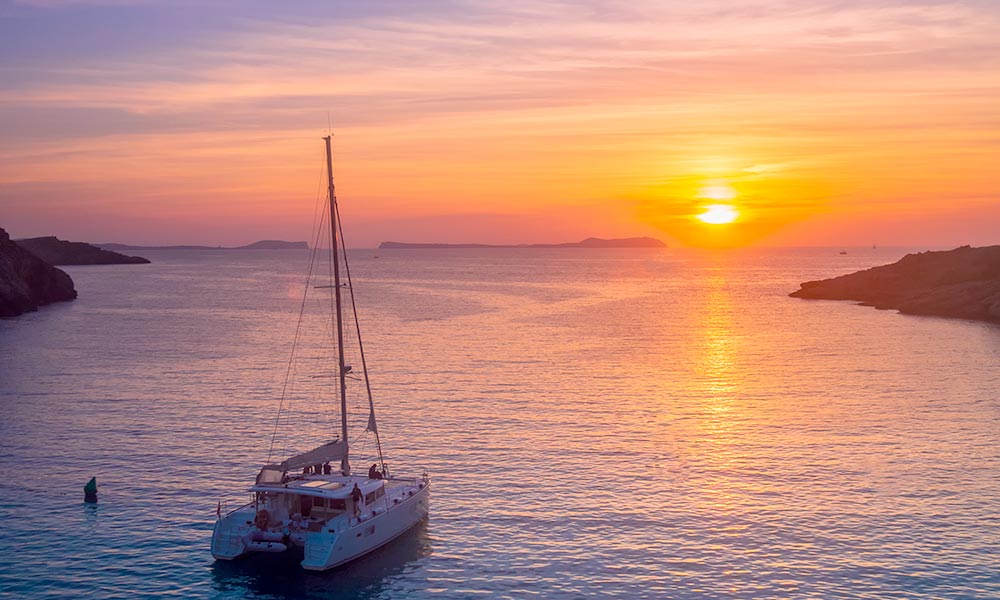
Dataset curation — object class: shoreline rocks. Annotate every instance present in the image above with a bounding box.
[0,227,77,317]
[790,245,1000,323]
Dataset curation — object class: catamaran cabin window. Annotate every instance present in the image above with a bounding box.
[364,487,385,504]
[310,497,346,513]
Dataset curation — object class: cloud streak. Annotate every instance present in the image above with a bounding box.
[1,0,998,246]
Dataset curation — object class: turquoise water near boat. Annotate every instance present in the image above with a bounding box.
[0,247,997,599]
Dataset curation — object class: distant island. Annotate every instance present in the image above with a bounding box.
[790,245,1000,323]
[98,240,308,251]
[16,236,150,265]
[379,237,667,249]
[0,227,77,317]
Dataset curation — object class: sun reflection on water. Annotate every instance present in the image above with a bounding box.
[684,262,757,515]
[699,274,739,405]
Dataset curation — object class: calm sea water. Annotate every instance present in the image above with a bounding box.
[0,247,997,599]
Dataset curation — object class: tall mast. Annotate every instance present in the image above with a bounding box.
[325,135,350,475]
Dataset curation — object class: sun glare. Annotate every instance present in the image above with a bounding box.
[699,184,736,201]
[697,204,739,225]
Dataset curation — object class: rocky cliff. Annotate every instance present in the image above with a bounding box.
[0,228,77,317]
[790,245,1000,323]
[16,236,149,265]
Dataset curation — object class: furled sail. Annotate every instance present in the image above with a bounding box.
[279,440,347,472]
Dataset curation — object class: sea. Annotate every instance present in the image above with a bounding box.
[0,246,997,599]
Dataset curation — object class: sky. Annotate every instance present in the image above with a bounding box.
[1,0,998,248]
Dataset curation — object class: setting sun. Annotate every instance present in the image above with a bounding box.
[697,204,739,225]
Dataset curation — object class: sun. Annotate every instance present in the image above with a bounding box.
[697,204,739,224]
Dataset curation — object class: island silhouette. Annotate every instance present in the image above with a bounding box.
[99,240,309,251]
[379,237,666,249]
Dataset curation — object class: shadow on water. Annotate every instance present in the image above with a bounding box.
[210,519,432,600]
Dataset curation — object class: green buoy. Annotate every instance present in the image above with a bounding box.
[84,476,98,503]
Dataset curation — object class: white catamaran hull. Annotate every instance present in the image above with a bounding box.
[301,484,429,571]
[212,480,429,571]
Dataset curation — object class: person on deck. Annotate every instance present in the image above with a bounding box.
[368,464,383,480]
[351,483,363,518]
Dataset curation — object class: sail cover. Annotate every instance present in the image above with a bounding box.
[279,440,347,472]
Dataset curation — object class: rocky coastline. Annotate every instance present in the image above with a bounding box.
[790,245,1000,324]
[0,227,77,317]
[16,236,150,265]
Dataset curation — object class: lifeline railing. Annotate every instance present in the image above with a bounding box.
[216,498,255,520]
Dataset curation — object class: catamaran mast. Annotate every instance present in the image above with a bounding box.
[324,135,350,475]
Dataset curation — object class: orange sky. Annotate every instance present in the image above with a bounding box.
[1,1,998,248]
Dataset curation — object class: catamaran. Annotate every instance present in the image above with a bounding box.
[211,136,430,571]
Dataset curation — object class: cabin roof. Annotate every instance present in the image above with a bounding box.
[249,474,383,499]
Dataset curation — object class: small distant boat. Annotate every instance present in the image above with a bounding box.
[211,136,430,571]
[839,251,848,255]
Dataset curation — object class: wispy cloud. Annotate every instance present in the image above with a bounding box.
[1,0,998,245]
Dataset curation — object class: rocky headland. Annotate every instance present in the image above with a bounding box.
[16,236,150,265]
[790,245,1000,323]
[379,237,667,249]
[0,227,77,317]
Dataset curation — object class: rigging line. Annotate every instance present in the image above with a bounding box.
[306,150,328,263]
[268,202,327,463]
[299,205,335,392]
[349,425,369,448]
[305,271,343,441]
[335,201,387,473]
[284,202,330,439]
[266,157,329,465]
[282,152,330,401]
[308,256,341,437]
